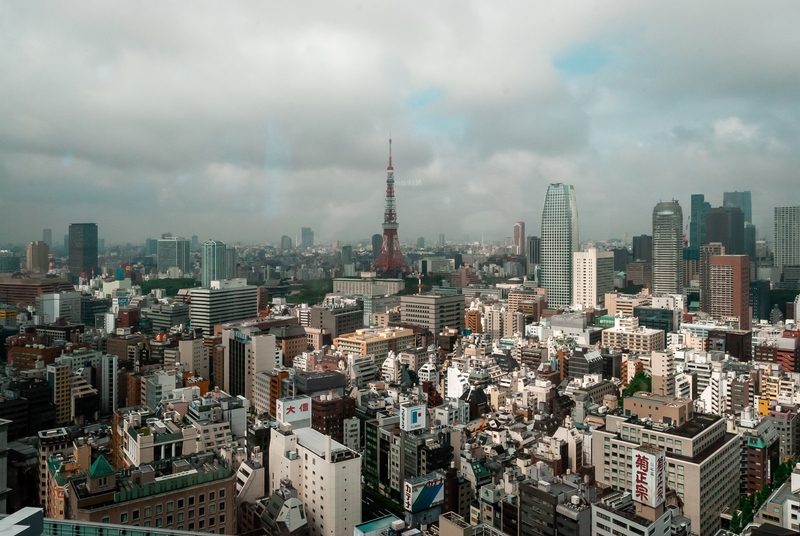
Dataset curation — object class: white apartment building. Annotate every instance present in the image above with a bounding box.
[269,424,362,536]
[572,249,614,309]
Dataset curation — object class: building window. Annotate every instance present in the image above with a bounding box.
[189,496,195,506]
[167,515,173,525]
[120,513,128,523]
[167,501,174,512]
[144,507,151,518]
[132,509,140,520]
[200,493,205,503]
[178,499,184,509]
[178,513,184,522]
[156,504,163,515]
[220,501,225,511]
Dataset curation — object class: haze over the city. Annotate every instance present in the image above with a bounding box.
[1,1,799,245]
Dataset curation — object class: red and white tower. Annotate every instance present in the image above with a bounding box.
[373,138,411,277]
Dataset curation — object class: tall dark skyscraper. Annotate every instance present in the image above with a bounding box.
[68,223,99,278]
[690,194,711,250]
[632,235,653,262]
[341,245,353,265]
[42,229,52,248]
[652,201,683,295]
[301,227,314,249]
[723,190,752,223]
[280,235,292,253]
[706,206,744,255]
[540,183,579,307]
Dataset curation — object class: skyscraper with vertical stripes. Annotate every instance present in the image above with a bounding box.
[540,184,579,307]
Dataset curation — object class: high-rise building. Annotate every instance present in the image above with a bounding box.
[301,227,314,249]
[513,222,525,256]
[711,255,750,331]
[439,233,445,247]
[190,234,199,251]
[68,223,98,278]
[724,190,752,223]
[775,207,800,273]
[26,241,49,274]
[744,223,757,259]
[156,236,190,274]
[225,246,237,278]
[188,279,258,335]
[417,236,425,249]
[689,194,711,250]
[43,229,52,248]
[400,293,464,333]
[706,206,744,255]
[632,234,653,262]
[341,245,353,265]
[652,201,683,295]
[699,242,725,313]
[221,326,277,399]
[280,235,293,253]
[540,183,579,307]
[525,236,541,266]
[572,248,614,309]
[201,240,227,288]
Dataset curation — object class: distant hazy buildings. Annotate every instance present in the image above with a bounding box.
[26,241,49,274]
[573,248,614,309]
[723,190,752,224]
[706,206,744,255]
[775,207,800,273]
[301,227,314,249]
[201,240,227,287]
[652,201,683,295]
[632,234,653,262]
[226,246,237,278]
[690,194,711,251]
[68,223,98,278]
[540,183,579,307]
[280,235,293,253]
[42,229,52,248]
[157,236,190,274]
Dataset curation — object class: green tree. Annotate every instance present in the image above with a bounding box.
[729,510,741,533]
[623,372,652,397]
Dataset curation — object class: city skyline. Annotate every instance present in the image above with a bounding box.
[1,3,799,245]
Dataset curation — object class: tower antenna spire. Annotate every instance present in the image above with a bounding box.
[388,135,392,169]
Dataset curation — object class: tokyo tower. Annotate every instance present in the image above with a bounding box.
[372,138,411,277]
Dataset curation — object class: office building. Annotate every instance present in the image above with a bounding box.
[592,394,739,536]
[301,227,314,249]
[439,233,445,247]
[280,235,293,253]
[43,228,52,248]
[513,221,525,256]
[540,183,579,307]
[27,241,50,274]
[689,194,711,250]
[36,291,82,324]
[652,201,683,295]
[225,246,237,278]
[68,223,98,278]
[527,235,541,274]
[417,237,425,249]
[308,303,363,338]
[400,293,464,333]
[601,316,665,353]
[0,251,20,274]
[632,234,653,262]
[699,242,725,313]
[156,236,190,274]
[372,234,382,257]
[341,245,353,264]
[706,206,745,255]
[724,190,752,223]
[334,326,415,365]
[572,248,615,309]
[775,207,800,273]
[201,240,227,288]
[189,279,258,335]
[143,303,190,332]
[269,424,361,536]
[221,326,277,399]
[710,255,751,331]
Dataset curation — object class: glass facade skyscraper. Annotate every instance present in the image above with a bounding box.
[540,183,578,307]
[202,239,227,287]
[652,201,684,295]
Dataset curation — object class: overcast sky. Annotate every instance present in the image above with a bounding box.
[1,1,798,247]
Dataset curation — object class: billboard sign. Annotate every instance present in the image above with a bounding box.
[275,395,311,427]
[400,402,426,432]
[632,446,666,508]
[404,472,445,512]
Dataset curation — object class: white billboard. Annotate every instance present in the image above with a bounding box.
[275,395,311,426]
[400,403,426,432]
[404,472,445,512]
[632,446,666,508]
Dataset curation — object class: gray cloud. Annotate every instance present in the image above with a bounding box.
[1,1,798,246]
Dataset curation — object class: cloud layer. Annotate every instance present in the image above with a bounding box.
[1,1,798,245]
